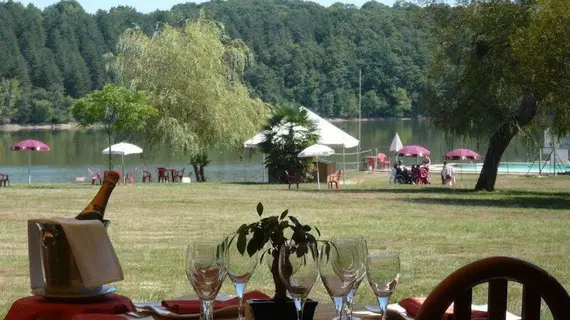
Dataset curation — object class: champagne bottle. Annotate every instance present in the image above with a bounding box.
[75,171,120,221]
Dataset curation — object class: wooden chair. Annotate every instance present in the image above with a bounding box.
[378,153,391,170]
[327,170,342,189]
[415,256,570,320]
[141,168,152,183]
[172,168,185,182]
[284,170,300,189]
[0,173,9,187]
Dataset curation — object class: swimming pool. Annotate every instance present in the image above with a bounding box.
[453,162,570,174]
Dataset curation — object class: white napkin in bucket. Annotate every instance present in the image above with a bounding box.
[28,218,124,290]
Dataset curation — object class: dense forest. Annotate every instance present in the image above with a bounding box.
[0,0,434,125]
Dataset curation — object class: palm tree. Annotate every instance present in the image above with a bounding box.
[260,105,319,182]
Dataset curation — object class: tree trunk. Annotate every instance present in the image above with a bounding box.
[192,163,200,182]
[475,93,538,191]
[198,165,206,182]
[270,250,289,301]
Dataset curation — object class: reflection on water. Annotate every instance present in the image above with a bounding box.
[0,120,534,183]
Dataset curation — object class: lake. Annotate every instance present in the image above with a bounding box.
[0,119,535,183]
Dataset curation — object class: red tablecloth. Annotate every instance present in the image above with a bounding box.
[4,294,135,320]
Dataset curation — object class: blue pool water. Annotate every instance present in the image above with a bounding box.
[454,162,570,174]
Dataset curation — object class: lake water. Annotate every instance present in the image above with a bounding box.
[0,119,537,183]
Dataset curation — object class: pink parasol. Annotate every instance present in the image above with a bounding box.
[444,148,481,161]
[11,139,50,184]
[397,145,431,157]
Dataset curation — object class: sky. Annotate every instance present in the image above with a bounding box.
[20,0,396,14]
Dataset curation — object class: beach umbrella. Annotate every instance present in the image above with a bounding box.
[389,133,403,152]
[397,145,431,157]
[444,148,481,161]
[444,148,481,182]
[102,142,143,181]
[298,144,335,189]
[11,139,50,184]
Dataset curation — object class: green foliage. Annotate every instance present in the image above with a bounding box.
[113,17,268,157]
[228,202,320,260]
[0,78,21,124]
[0,0,434,124]
[425,0,570,190]
[72,83,157,169]
[259,105,319,182]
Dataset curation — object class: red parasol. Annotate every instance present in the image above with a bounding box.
[444,148,481,161]
[396,145,431,157]
[11,139,50,184]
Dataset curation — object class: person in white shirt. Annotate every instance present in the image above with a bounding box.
[441,161,456,185]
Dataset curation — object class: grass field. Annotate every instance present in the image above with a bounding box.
[1,172,569,318]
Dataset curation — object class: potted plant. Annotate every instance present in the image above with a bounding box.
[227,202,320,320]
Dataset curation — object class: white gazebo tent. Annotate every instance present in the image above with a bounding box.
[243,107,359,182]
[102,142,143,182]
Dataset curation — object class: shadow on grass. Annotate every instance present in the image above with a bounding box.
[406,196,570,210]
[330,187,570,198]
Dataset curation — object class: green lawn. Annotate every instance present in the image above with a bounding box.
[1,172,569,318]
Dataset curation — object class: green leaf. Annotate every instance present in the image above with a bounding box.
[237,232,247,255]
[279,209,288,220]
[256,202,264,217]
[289,216,301,227]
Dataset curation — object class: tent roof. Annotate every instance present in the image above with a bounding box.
[243,107,359,149]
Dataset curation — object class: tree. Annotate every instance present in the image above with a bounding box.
[259,106,319,182]
[72,83,157,170]
[425,0,570,191]
[113,14,268,178]
[0,78,21,124]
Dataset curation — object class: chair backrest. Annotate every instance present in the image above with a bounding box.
[415,256,570,320]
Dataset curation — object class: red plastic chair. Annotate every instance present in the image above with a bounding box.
[172,168,185,182]
[157,167,169,183]
[88,168,101,185]
[327,170,342,189]
[377,153,391,170]
[140,168,152,183]
[418,167,431,185]
[284,170,300,189]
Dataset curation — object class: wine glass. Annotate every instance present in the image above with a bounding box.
[279,241,319,320]
[332,236,367,320]
[319,241,358,320]
[185,241,227,320]
[366,252,400,320]
[223,233,259,320]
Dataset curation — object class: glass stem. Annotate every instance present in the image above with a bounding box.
[235,282,246,320]
[346,281,361,319]
[201,299,214,320]
[376,296,391,320]
[333,296,344,320]
[293,297,305,320]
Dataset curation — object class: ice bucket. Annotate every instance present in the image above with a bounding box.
[29,219,111,295]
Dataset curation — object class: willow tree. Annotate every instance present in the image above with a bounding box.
[425,0,570,191]
[112,15,267,180]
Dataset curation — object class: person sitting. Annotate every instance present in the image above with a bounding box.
[390,163,398,184]
[411,164,420,184]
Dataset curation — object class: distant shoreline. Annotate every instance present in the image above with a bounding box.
[0,117,423,131]
[0,124,77,132]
